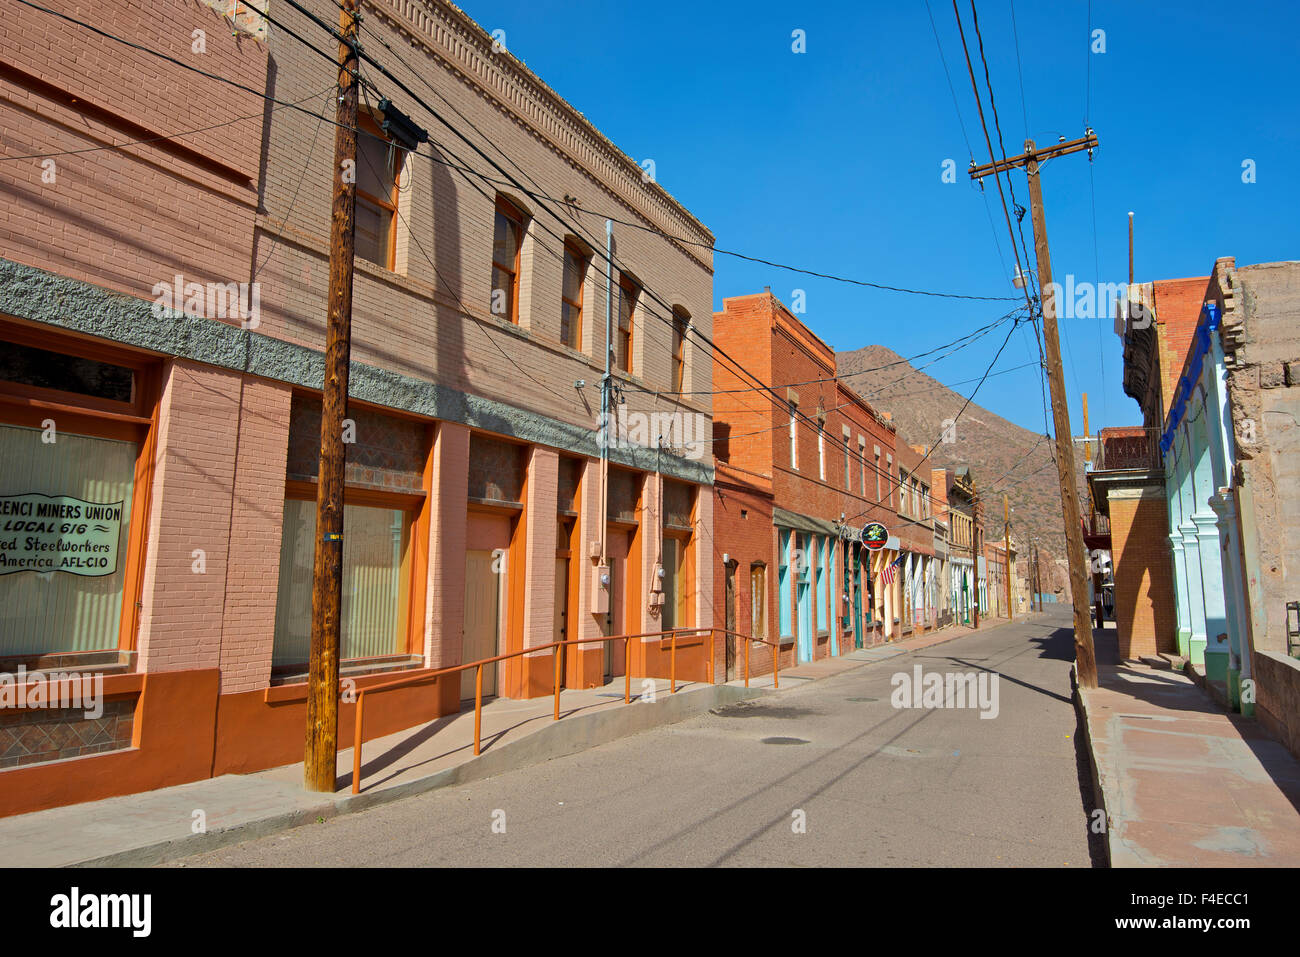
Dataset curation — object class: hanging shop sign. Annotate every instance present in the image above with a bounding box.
[0,493,123,576]
[860,522,889,551]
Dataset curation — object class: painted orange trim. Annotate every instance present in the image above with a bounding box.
[0,317,158,417]
[120,363,160,652]
[406,425,434,657]
[283,478,425,509]
[0,332,159,657]
[504,465,528,697]
[2,671,144,699]
[626,490,644,675]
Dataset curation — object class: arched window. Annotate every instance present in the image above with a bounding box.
[561,239,589,349]
[671,306,690,391]
[492,195,527,323]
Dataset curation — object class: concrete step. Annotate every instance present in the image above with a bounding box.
[1139,655,1172,670]
[1158,651,1189,671]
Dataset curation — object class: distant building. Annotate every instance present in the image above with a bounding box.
[711,291,905,677]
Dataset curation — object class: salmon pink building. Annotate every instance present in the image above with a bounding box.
[0,0,715,815]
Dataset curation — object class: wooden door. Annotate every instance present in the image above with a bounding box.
[554,557,569,689]
[462,549,502,700]
[724,561,736,680]
[602,528,629,680]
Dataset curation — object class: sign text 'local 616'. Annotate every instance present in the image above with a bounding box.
[0,493,123,576]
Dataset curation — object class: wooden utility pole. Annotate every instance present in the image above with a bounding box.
[1003,494,1012,621]
[305,0,360,792]
[970,132,1099,688]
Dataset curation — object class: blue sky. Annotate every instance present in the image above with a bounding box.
[457,0,1299,436]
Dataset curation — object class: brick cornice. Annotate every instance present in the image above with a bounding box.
[366,0,714,263]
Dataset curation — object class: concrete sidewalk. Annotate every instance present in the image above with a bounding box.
[1078,627,1300,866]
[0,611,1036,867]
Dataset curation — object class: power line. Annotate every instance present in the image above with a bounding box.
[842,307,1029,526]
[0,86,333,163]
[630,309,1015,398]
[24,0,1052,525]
[12,0,359,128]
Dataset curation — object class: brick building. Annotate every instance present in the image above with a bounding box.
[894,442,939,635]
[1110,257,1300,758]
[711,292,902,677]
[0,0,714,815]
[936,468,978,624]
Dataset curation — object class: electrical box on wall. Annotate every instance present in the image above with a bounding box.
[650,562,664,594]
[650,591,664,608]
[591,564,610,614]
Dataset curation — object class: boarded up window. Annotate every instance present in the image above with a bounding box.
[608,468,639,523]
[558,456,582,515]
[663,479,694,529]
[286,396,427,492]
[468,435,526,505]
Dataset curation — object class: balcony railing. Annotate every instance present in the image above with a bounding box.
[1093,428,1162,472]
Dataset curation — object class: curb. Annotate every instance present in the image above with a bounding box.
[76,682,766,868]
[1070,666,1113,868]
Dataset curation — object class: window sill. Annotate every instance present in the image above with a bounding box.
[267,654,425,697]
[0,650,135,676]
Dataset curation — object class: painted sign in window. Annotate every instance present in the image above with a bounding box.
[0,493,122,576]
[0,426,136,657]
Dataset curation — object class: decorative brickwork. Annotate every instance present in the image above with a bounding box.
[0,699,134,769]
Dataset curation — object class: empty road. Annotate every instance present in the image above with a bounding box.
[174,606,1102,867]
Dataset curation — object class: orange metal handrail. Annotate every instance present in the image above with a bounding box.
[713,629,782,690]
[349,625,723,794]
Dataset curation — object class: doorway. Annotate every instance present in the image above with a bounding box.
[554,556,569,689]
[462,549,503,700]
[724,559,737,680]
[853,545,863,649]
[601,528,631,681]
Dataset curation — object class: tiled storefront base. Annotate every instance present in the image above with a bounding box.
[0,699,134,769]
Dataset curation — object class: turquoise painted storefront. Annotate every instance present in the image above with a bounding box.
[1160,302,1253,713]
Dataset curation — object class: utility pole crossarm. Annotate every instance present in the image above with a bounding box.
[969,132,1098,180]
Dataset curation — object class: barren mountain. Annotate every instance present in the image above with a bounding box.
[836,344,1087,599]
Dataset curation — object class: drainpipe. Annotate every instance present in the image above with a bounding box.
[600,219,612,565]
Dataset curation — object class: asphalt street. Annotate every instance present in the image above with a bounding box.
[173,606,1103,867]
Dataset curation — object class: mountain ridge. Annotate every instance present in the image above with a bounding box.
[836,343,1083,598]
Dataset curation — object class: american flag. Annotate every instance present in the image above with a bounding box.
[880,557,902,586]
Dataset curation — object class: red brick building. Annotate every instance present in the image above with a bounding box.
[711,292,902,678]
[1088,277,1207,660]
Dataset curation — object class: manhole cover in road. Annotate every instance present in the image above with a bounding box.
[761,736,810,745]
[880,745,941,758]
[845,697,879,702]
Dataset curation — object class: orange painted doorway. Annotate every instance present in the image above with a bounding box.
[463,511,513,700]
[602,526,632,680]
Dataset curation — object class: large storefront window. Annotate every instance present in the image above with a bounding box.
[0,425,136,656]
[273,394,430,667]
[0,324,156,662]
[272,499,411,664]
